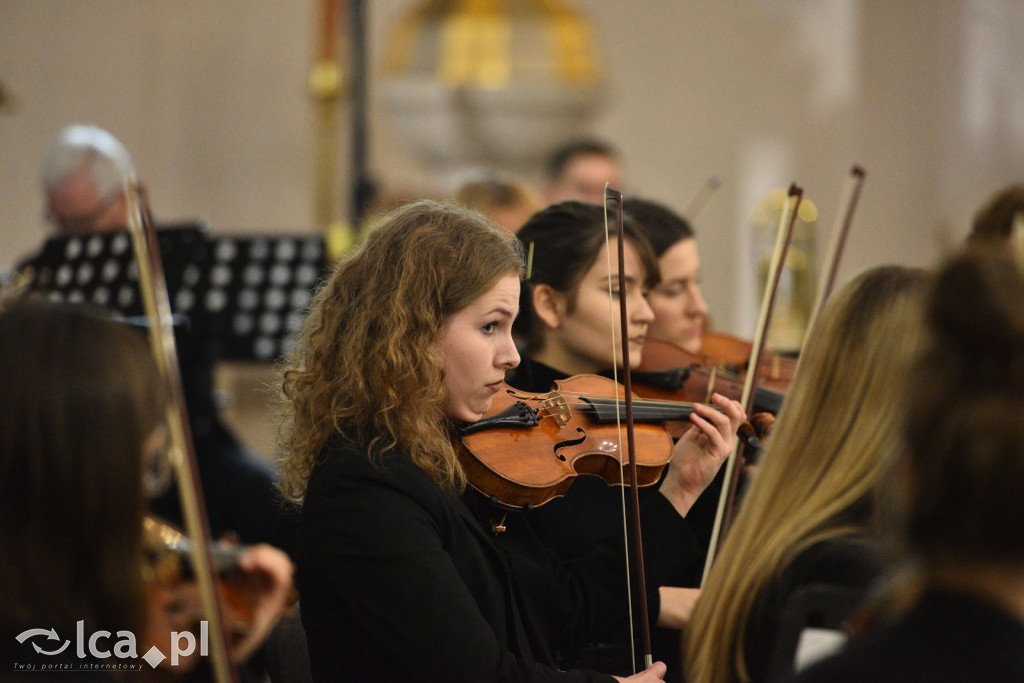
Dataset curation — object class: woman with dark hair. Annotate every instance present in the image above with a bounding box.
[0,301,166,647]
[511,201,659,385]
[506,202,738,678]
[510,201,732,558]
[279,200,744,683]
[792,248,1024,682]
[0,299,294,678]
[622,198,708,356]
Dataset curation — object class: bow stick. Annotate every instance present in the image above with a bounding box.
[604,185,654,670]
[701,184,803,585]
[125,182,239,683]
[684,174,723,222]
[803,165,865,341]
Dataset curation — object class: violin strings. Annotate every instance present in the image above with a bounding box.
[529,389,708,410]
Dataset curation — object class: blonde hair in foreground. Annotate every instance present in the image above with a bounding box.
[683,265,929,683]
[278,201,524,502]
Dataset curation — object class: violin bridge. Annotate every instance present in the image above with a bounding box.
[544,395,571,427]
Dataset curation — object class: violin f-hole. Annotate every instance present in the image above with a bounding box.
[553,428,587,461]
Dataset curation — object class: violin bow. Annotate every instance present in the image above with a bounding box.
[125,183,240,683]
[803,165,866,342]
[684,174,723,222]
[700,184,803,586]
[604,184,653,669]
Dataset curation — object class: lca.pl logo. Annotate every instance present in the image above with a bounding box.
[13,621,210,671]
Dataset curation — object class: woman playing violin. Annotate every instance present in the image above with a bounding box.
[0,299,294,680]
[623,198,787,417]
[512,201,657,383]
[510,201,734,551]
[683,265,930,683]
[502,201,738,678]
[278,201,744,683]
[621,198,708,355]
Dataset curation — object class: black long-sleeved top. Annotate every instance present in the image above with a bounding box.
[744,534,890,682]
[790,589,1024,683]
[297,439,698,682]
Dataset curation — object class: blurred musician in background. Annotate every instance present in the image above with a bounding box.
[622,198,708,356]
[28,124,298,556]
[455,172,541,234]
[41,124,136,236]
[542,138,624,206]
[0,299,293,680]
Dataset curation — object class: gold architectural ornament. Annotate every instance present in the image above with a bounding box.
[309,0,352,260]
[381,0,605,173]
[309,60,345,101]
[384,0,600,89]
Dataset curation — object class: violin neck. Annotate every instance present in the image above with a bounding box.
[581,396,711,423]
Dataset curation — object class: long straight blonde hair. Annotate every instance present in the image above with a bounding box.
[684,265,929,683]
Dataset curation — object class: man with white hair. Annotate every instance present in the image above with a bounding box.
[41,124,139,235]
[27,123,300,560]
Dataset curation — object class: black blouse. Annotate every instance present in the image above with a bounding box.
[297,440,696,682]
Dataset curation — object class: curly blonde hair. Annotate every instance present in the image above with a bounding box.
[278,201,524,502]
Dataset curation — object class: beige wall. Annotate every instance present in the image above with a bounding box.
[3,0,1023,331]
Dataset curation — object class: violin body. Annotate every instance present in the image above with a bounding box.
[700,331,796,392]
[631,338,784,438]
[143,517,255,639]
[634,338,749,404]
[458,375,674,510]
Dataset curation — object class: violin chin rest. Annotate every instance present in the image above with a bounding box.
[461,401,540,436]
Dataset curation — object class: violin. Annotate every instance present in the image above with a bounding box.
[631,337,784,435]
[456,373,752,509]
[457,374,694,510]
[700,330,796,393]
[143,517,256,638]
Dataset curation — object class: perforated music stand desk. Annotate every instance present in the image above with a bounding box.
[17,225,327,362]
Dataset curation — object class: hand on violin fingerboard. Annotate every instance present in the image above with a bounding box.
[228,543,295,663]
[658,393,746,517]
[139,542,294,671]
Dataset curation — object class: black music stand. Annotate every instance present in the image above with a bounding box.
[18,221,210,322]
[193,233,326,361]
[17,225,327,363]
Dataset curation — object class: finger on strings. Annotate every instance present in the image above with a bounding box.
[687,411,727,452]
[709,393,747,430]
[692,400,733,437]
